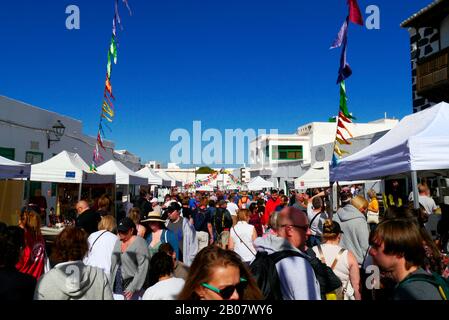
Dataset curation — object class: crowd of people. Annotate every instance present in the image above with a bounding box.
[1,181,449,301]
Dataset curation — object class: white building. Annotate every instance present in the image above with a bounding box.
[249,118,399,191]
[0,95,142,209]
[145,160,162,169]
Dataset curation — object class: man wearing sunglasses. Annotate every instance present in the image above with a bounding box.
[254,207,321,300]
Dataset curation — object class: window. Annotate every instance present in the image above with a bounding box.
[0,147,15,160]
[272,146,303,160]
[265,145,270,158]
[25,152,44,200]
[25,151,43,164]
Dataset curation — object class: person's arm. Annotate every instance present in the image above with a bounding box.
[124,240,150,297]
[347,250,362,300]
[103,272,114,300]
[228,233,235,250]
[207,222,214,244]
[138,225,146,238]
[167,230,179,260]
[251,227,257,241]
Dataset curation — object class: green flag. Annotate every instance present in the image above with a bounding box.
[110,36,117,64]
[339,81,356,120]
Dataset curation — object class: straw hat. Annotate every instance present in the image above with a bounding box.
[141,211,165,224]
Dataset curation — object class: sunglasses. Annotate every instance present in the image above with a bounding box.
[281,224,309,232]
[201,278,248,300]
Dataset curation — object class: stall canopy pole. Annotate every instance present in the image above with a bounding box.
[78,183,82,202]
[411,171,420,210]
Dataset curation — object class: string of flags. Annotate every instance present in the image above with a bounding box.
[331,0,363,167]
[91,0,132,172]
[184,169,243,189]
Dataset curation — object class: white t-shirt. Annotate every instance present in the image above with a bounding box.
[307,204,328,237]
[409,193,438,215]
[83,230,118,277]
[230,222,257,263]
[227,202,239,217]
[142,277,185,300]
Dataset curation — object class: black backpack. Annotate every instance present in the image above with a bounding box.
[250,250,304,300]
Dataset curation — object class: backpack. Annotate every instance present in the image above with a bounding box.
[398,272,449,300]
[213,208,232,236]
[193,208,207,232]
[250,250,304,300]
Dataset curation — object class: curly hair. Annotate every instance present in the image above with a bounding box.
[51,226,88,264]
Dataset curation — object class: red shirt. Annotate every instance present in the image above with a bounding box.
[16,230,46,280]
[262,198,281,225]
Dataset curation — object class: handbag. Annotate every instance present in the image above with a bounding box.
[367,211,379,224]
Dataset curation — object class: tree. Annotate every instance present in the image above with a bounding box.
[196,167,216,174]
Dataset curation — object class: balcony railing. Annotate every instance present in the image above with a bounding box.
[416,48,449,101]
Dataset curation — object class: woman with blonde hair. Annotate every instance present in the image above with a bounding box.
[178,246,263,300]
[84,215,118,279]
[366,189,380,232]
[16,209,46,280]
[312,220,361,300]
[128,207,146,238]
[228,209,257,264]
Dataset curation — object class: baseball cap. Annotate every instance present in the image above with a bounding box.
[117,217,136,233]
[150,198,158,204]
[167,202,181,213]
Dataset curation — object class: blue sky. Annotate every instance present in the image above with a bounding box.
[0,0,431,166]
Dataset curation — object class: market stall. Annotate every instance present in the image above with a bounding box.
[330,102,449,207]
[247,176,274,191]
[30,151,115,217]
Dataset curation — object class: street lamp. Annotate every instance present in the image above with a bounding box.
[47,120,66,148]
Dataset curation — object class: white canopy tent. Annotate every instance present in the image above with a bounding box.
[330,102,449,208]
[156,170,182,187]
[97,160,147,185]
[136,167,165,186]
[30,151,115,201]
[0,155,31,179]
[150,169,172,187]
[295,162,374,190]
[247,176,274,191]
[330,102,449,181]
[30,151,115,184]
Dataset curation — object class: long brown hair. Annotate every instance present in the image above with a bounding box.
[178,246,263,300]
[19,209,42,241]
[51,226,89,264]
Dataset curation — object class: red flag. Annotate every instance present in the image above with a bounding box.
[348,0,363,26]
[339,111,352,123]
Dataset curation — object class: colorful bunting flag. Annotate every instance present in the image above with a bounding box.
[91,1,132,172]
[348,0,364,26]
[329,0,363,167]
[330,0,364,168]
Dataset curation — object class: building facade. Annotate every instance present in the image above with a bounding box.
[401,0,449,113]
[249,119,398,191]
[0,95,142,210]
